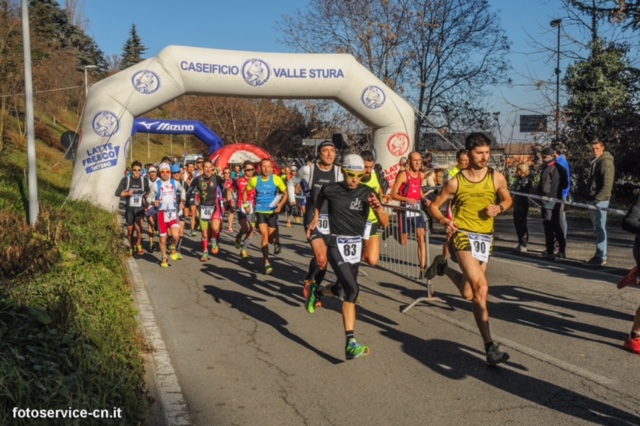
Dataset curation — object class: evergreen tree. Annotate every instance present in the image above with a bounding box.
[120,24,147,70]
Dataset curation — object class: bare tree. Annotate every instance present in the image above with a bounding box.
[277,0,510,144]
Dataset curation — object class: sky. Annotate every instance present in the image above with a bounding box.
[70,0,591,144]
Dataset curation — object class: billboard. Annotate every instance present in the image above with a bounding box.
[520,115,547,133]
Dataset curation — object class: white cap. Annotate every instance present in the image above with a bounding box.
[148,166,157,173]
[291,166,297,171]
[342,154,365,172]
[158,163,171,172]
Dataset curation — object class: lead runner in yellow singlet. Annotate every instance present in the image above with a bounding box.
[427,132,513,366]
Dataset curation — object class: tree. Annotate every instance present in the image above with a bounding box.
[277,0,510,145]
[120,24,146,70]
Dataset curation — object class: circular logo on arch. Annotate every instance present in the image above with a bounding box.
[92,111,119,137]
[242,59,270,87]
[387,133,410,157]
[132,70,160,94]
[361,86,386,109]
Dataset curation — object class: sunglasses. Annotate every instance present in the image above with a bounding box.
[132,168,141,172]
[160,171,171,174]
[197,161,203,164]
[343,170,365,178]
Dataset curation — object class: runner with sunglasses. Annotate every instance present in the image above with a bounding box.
[115,160,150,256]
[189,159,225,262]
[305,154,389,360]
[233,160,257,259]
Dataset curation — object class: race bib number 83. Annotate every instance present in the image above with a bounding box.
[337,236,362,264]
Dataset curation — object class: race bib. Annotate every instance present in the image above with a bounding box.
[337,236,362,264]
[468,233,492,263]
[129,194,142,208]
[241,202,254,214]
[317,214,330,235]
[405,203,421,218]
[164,209,177,223]
[200,205,215,220]
[363,221,372,240]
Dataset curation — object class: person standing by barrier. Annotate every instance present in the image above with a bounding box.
[617,188,640,354]
[190,160,224,262]
[305,154,389,360]
[289,140,343,297]
[244,158,288,275]
[553,143,571,239]
[585,138,615,266]
[427,132,513,366]
[391,151,428,277]
[539,147,567,259]
[511,163,532,253]
[115,160,149,257]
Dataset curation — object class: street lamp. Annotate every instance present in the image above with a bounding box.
[84,65,97,96]
[550,19,562,141]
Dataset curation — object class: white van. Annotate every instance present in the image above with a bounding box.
[182,154,203,165]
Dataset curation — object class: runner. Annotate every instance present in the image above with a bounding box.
[147,163,185,268]
[171,163,187,259]
[305,154,389,360]
[427,132,513,366]
[243,158,288,275]
[360,150,389,267]
[288,140,343,298]
[189,159,224,262]
[114,160,149,256]
[183,161,198,236]
[222,167,236,234]
[145,166,159,252]
[233,160,257,260]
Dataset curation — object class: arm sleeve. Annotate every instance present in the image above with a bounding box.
[114,177,127,197]
[147,181,157,205]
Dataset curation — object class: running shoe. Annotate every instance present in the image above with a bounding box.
[486,344,510,366]
[586,257,606,266]
[234,237,242,249]
[306,283,318,313]
[160,257,169,268]
[174,252,183,260]
[128,249,134,257]
[241,249,249,260]
[303,279,313,298]
[286,222,292,228]
[226,228,234,234]
[274,244,282,255]
[623,335,640,354]
[295,217,301,224]
[265,263,273,275]
[170,246,178,261]
[200,252,209,262]
[137,245,145,256]
[210,241,219,255]
[618,267,639,289]
[426,254,447,280]
[190,230,197,237]
[345,339,370,360]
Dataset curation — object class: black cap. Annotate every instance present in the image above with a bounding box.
[317,140,335,150]
[542,147,554,157]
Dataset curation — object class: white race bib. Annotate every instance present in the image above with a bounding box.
[468,232,492,263]
[241,202,254,214]
[337,236,362,264]
[200,205,215,220]
[129,194,142,208]
[164,209,177,223]
[317,214,330,235]
[363,221,372,240]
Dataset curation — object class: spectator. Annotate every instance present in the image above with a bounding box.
[553,142,571,239]
[539,147,566,259]
[511,163,532,253]
[585,137,615,266]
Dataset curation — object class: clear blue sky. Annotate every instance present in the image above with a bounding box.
[73,0,577,143]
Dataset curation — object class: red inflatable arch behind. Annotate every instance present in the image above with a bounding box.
[210,143,281,175]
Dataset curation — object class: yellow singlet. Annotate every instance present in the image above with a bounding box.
[361,172,381,224]
[452,168,497,234]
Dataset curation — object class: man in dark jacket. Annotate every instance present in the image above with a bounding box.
[539,147,566,258]
[585,138,615,266]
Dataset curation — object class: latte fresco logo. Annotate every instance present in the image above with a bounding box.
[387,133,410,157]
[92,111,119,137]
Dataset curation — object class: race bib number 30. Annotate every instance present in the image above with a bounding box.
[337,236,362,264]
[468,233,492,263]
[317,214,330,235]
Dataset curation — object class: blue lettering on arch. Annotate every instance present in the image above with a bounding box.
[180,61,239,75]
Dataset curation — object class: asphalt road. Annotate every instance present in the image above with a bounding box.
[130,214,640,426]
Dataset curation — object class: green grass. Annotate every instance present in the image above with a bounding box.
[0,137,148,425]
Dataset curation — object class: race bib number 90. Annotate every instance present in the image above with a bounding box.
[337,236,362,264]
[468,233,492,263]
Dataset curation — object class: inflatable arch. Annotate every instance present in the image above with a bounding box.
[70,46,415,210]
[210,143,281,176]
[132,118,224,155]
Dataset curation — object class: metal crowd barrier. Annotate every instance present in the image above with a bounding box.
[377,204,442,312]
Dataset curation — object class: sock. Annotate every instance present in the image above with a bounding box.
[631,330,640,339]
[176,237,182,251]
[345,331,355,344]
[202,239,208,253]
[306,258,318,281]
[484,341,494,353]
[314,268,327,286]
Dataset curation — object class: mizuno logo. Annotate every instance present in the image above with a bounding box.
[139,120,159,130]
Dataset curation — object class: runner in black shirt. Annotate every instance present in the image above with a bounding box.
[115,160,149,256]
[305,154,389,360]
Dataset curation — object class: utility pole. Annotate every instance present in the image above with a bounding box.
[550,19,562,141]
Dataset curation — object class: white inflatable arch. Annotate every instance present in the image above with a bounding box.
[70,46,414,210]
